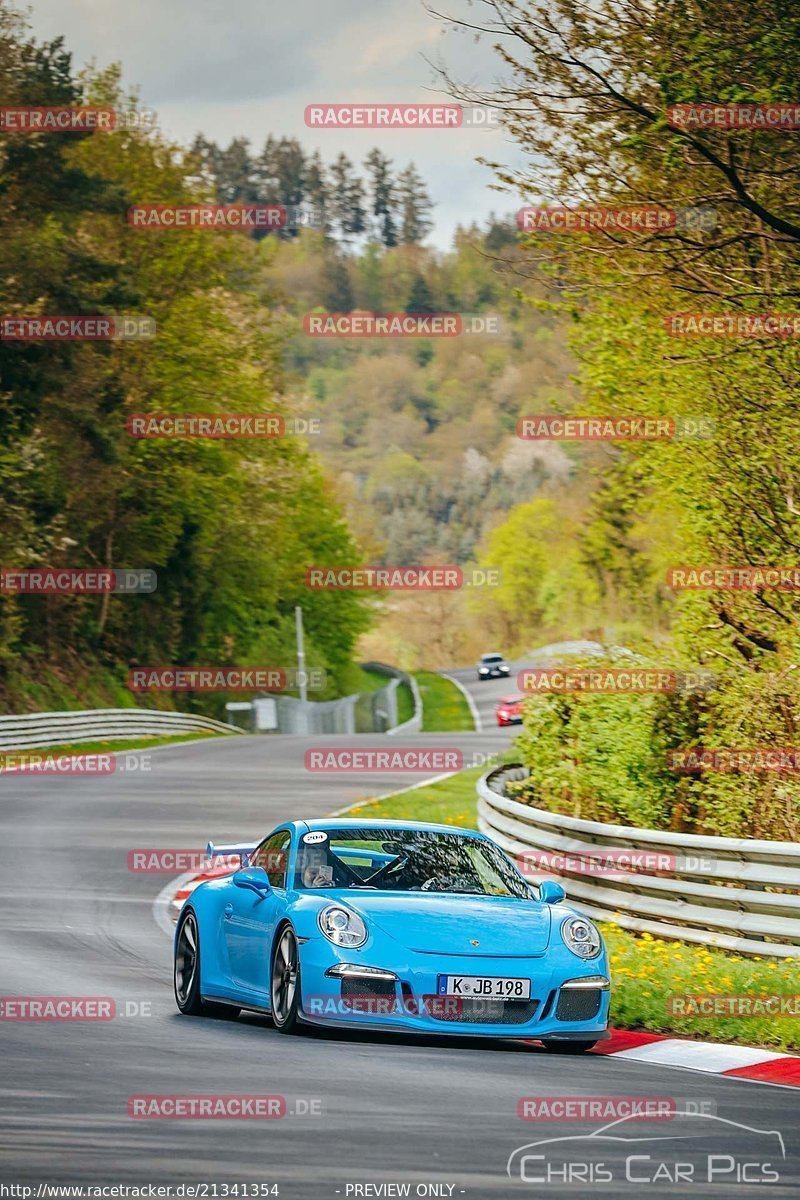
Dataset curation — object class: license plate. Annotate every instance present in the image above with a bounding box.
[437,974,531,999]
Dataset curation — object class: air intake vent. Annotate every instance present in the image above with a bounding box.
[423,995,539,1025]
[555,987,602,1022]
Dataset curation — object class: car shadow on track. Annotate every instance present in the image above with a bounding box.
[221,1009,550,1055]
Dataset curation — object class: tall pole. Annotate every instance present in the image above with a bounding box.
[295,605,307,703]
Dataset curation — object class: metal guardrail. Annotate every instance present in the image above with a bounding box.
[228,662,422,736]
[478,764,800,958]
[0,708,242,751]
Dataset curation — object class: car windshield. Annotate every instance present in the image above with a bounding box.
[295,827,531,896]
[482,654,504,663]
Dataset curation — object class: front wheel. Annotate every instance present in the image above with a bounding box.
[541,1039,597,1054]
[271,924,302,1034]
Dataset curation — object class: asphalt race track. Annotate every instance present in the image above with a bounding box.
[1,720,798,1197]
[444,640,609,731]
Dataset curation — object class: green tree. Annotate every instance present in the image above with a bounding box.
[405,273,436,314]
[396,163,433,245]
[329,152,366,242]
[304,149,329,235]
[0,13,372,711]
[364,148,397,247]
[321,253,354,312]
[443,0,800,837]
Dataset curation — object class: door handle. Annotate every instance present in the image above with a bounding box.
[224,903,234,919]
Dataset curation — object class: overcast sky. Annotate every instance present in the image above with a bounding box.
[24,0,526,248]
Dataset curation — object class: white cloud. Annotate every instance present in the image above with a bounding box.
[24,0,525,246]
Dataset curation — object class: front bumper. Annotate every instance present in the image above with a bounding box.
[297,938,610,1040]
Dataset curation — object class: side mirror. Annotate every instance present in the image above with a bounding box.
[539,880,566,905]
[233,867,271,896]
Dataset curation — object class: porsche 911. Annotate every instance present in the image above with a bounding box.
[173,819,610,1052]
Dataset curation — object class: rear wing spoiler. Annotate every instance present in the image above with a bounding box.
[206,840,258,867]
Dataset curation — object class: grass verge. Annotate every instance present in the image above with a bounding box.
[351,667,392,694]
[341,767,799,1052]
[345,764,488,827]
[0,731,226,759]
[414,670,474,732]
[606,925,798,1052]
[396,681,415,726]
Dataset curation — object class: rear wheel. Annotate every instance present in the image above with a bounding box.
[174,910,240,1019]
[271,924,302,1034]
[174,911,203,1015]
[541,1039,597,1054]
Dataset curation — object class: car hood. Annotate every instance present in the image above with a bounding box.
[346,892,552,956]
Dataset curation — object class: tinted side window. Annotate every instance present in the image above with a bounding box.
[253,830,291,888]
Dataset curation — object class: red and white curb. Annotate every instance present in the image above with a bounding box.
[591,1027,800,1088]
[155,867,800,1089]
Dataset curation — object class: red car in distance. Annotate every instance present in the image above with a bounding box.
[496,694,526,726]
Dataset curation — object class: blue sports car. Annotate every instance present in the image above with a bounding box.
[173,818,610,1052]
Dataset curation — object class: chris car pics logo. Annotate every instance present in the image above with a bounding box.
[507,1112,785,1186]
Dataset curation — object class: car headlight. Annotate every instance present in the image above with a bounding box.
[318,905,367,948]
[500,664,509,672]
[561,916,602,959]
[479,667,489,674]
